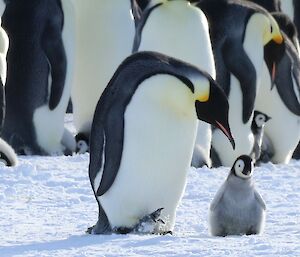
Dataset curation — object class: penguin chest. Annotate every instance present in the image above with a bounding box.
[100,76,198,229]
[218,188,262,232]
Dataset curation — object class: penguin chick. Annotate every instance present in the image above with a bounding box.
[209,155,266,236]
[251,110,271,163]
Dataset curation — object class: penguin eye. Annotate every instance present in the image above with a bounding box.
[270,25,273,34]
[234,160,245,174]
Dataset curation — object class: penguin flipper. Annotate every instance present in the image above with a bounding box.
[41,17,66,111]
[254,189,266,210]
[210,183,226,211]
[274,48,300,116]
[222,38,257,123]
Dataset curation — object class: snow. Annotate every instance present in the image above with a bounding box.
[0,116,300,257]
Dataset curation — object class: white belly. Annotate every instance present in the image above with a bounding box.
[212,76,254,167]
[137,1,215,166]
[99,75,198,230]
[71,0,135,134]
[256,63,300,163]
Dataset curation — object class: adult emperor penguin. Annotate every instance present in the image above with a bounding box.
[70,0,135,152]
[209,155,266,236]
[133,0,217,167]
[88,51,235,235]
[195,0,283,167]
[250,110,271,163]
[1,0,75,155]
[255,13,300,163]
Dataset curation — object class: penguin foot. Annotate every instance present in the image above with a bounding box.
[133,207,165,234]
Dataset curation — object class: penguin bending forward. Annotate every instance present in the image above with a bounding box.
[256,13,300,163]
[195,0,283,166]
[209,155,266,236]
[1,0,74,155]
[88,51,235,235]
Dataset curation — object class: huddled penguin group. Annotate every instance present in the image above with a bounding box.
[0,0,299,236]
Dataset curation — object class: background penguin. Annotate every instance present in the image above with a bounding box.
[133,0,217,167]
[88,51,235,235]
[70,0,135,152]
[255,13,300,163]
[195,0,283,167]
[209,155,266,236]
[250,110,271,163]
[1,0,75,155]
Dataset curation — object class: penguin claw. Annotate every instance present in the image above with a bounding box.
[86,226,94,234]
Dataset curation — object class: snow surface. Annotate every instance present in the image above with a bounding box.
[0,116,300,257]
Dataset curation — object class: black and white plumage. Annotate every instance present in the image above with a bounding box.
[195,0,283,166]
[256,13,300,163]
[88,51,234,235]
[1,0,74,155]
[209,155,266,236]
[251,110,271,163]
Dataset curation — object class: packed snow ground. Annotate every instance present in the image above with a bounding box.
[0,117,300,257]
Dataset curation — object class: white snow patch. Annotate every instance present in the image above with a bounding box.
[0,115,299,256]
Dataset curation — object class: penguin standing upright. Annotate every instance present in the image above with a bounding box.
[134,0,216,167]
[209,155,266,236]
[255,13,300,163]
[1,0,73,155]
[70,0,135,151]
[195,0,283,166]
[88,51,235,235]
[250,110,271,163]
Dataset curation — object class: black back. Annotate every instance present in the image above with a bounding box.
[89,51,219,197]
[195,0,268,123]
[1,0,66,154]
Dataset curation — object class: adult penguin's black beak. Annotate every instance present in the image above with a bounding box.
[195,81,235,150]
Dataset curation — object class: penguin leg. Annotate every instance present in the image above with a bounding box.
[115,208,172,235]
[132,208,172,235]
[86,203,112,235]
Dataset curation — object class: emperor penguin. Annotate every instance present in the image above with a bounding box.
[133,0,216,167]
[250,110,271,163]
[88,51,235,235]
[195,0,283,167]
[70,0,135,152]
[209,155,266,236]
[256,13,300,163]
[1,0,74,155]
